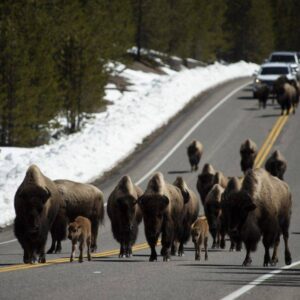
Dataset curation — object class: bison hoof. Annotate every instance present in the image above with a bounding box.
[270,258,278,266]
[149,256,157,262]
[91,246,97,253]
[78,258,83,263]
[163,256,170,262]
[195,255,200,261]
[285,253,292,265]
[205,255,208,261]
[47,248,54,254]
[70,258,74,263]
[38,257,46,264]
[220,240,225,249]
[242,258,252,266]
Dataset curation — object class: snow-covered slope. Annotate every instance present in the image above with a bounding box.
[0,61,258,227]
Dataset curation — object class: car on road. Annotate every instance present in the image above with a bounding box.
[253,62,297,98]
[268,51,300,76]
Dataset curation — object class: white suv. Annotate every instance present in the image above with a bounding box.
[268,51,300,76]
[253,63,296,98]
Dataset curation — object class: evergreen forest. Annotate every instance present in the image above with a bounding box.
[0,0,299,146]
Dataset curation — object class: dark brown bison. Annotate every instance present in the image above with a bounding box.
[204,184,224,248]
[220,177,243,251]
[68,216,92,263]
[255,84,269,109]
[47,180,104,254]
[226,168,292,266]
[107,175,143,258]
[265,150,287,180]
[138,172,184,261]
[14,165,62,263]
[197,164,227,206]
[240,139,257,174]
[274,76,298,115]
[191,216,209,261]
[172,177,200,256]
[187,140,203,172]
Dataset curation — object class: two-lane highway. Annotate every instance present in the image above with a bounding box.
[1,77,300,300]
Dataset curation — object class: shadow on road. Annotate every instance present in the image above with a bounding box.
[168,170,190,174]
[237,96,254,100]
[257,114,280,118]
[243,107,259,111]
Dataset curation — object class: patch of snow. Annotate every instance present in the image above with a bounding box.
[0,60,258,227]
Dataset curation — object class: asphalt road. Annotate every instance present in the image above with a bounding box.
[1,77,300,300]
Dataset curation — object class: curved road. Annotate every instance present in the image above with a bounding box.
[1,77,300,300]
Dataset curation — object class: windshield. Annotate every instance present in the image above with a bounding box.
[260,67,289,75]
[270,55,296,63]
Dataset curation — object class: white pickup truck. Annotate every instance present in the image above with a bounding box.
[268,51,300,76]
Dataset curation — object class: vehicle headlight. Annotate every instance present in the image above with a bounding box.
[255,78,260,83]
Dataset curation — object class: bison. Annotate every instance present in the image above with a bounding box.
[274,76,298,115]
[68,216,92,263]
[138,172,184,262]
[187,140,203,172]
[14,165,62,264]
[220,177,243,251]
[204,184,224,249]
[172,177,200,256]
[256,84,269,109]
[107,175,143,258]
[240,139,257,174]
[265,150,287,180]
[47,180,104,254]
[197,164,227,206]
[191,216,209,261]
[226,168,292,267]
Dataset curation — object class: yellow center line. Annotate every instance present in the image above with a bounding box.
[254,116,284,167]
[0,241,161,273]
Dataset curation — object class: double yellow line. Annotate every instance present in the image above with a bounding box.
[254,114,289,168]
[0,241,159,273]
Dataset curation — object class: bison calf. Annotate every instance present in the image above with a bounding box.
[68,216,92,263]
[187,140,203,172]
[191,216,209,261]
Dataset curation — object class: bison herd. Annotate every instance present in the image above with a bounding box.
[13,137,292,268]
[256,75,300,115]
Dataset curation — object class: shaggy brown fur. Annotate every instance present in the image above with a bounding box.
[204,184,224,248]
[14,165,62,264]
[172,177,200,256]
[265,150,287,180]
[226,168,292,267]
[240,139,258,174]
[68,216,92,263]
[255,84,269,109]
[107,175,143,258]
[48,180,104,254]
[138,172,184,262]
[274,76,298,115]
[220,177,243,251]
[191,216,209,260]
[187,140,203,172]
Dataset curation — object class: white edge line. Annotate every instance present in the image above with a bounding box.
[0,238,17,245]
[220,260,300,300]
[135,81,251,186]
[0,81,250,245]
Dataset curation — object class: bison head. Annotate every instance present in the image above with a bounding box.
[117,196,138,232]
[138,195,169,242]
[224,191,256,240]
[17,184,51,237]
[68,222,82,241]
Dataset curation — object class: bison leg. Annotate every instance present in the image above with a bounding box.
[178,242,184,257]
[283,231,292,265]
[91,219,100,253]
[161,223,173,262]
[194,242,200,260]
[70,243,76,262]
[149,245,157,262]
[87,236,92,261]
[242,246,252,266]
[204,236,208,260]
[47,238,56,254]
[171,241,178,256]
[271,234,280,266]
[78,241,84,263]
[262,236,271,267]
[236,240,242,251]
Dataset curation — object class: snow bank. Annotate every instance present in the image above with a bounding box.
[0,61,258,227]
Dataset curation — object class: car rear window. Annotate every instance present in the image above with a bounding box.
[260,67,289,75]
[270,55,296,63]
